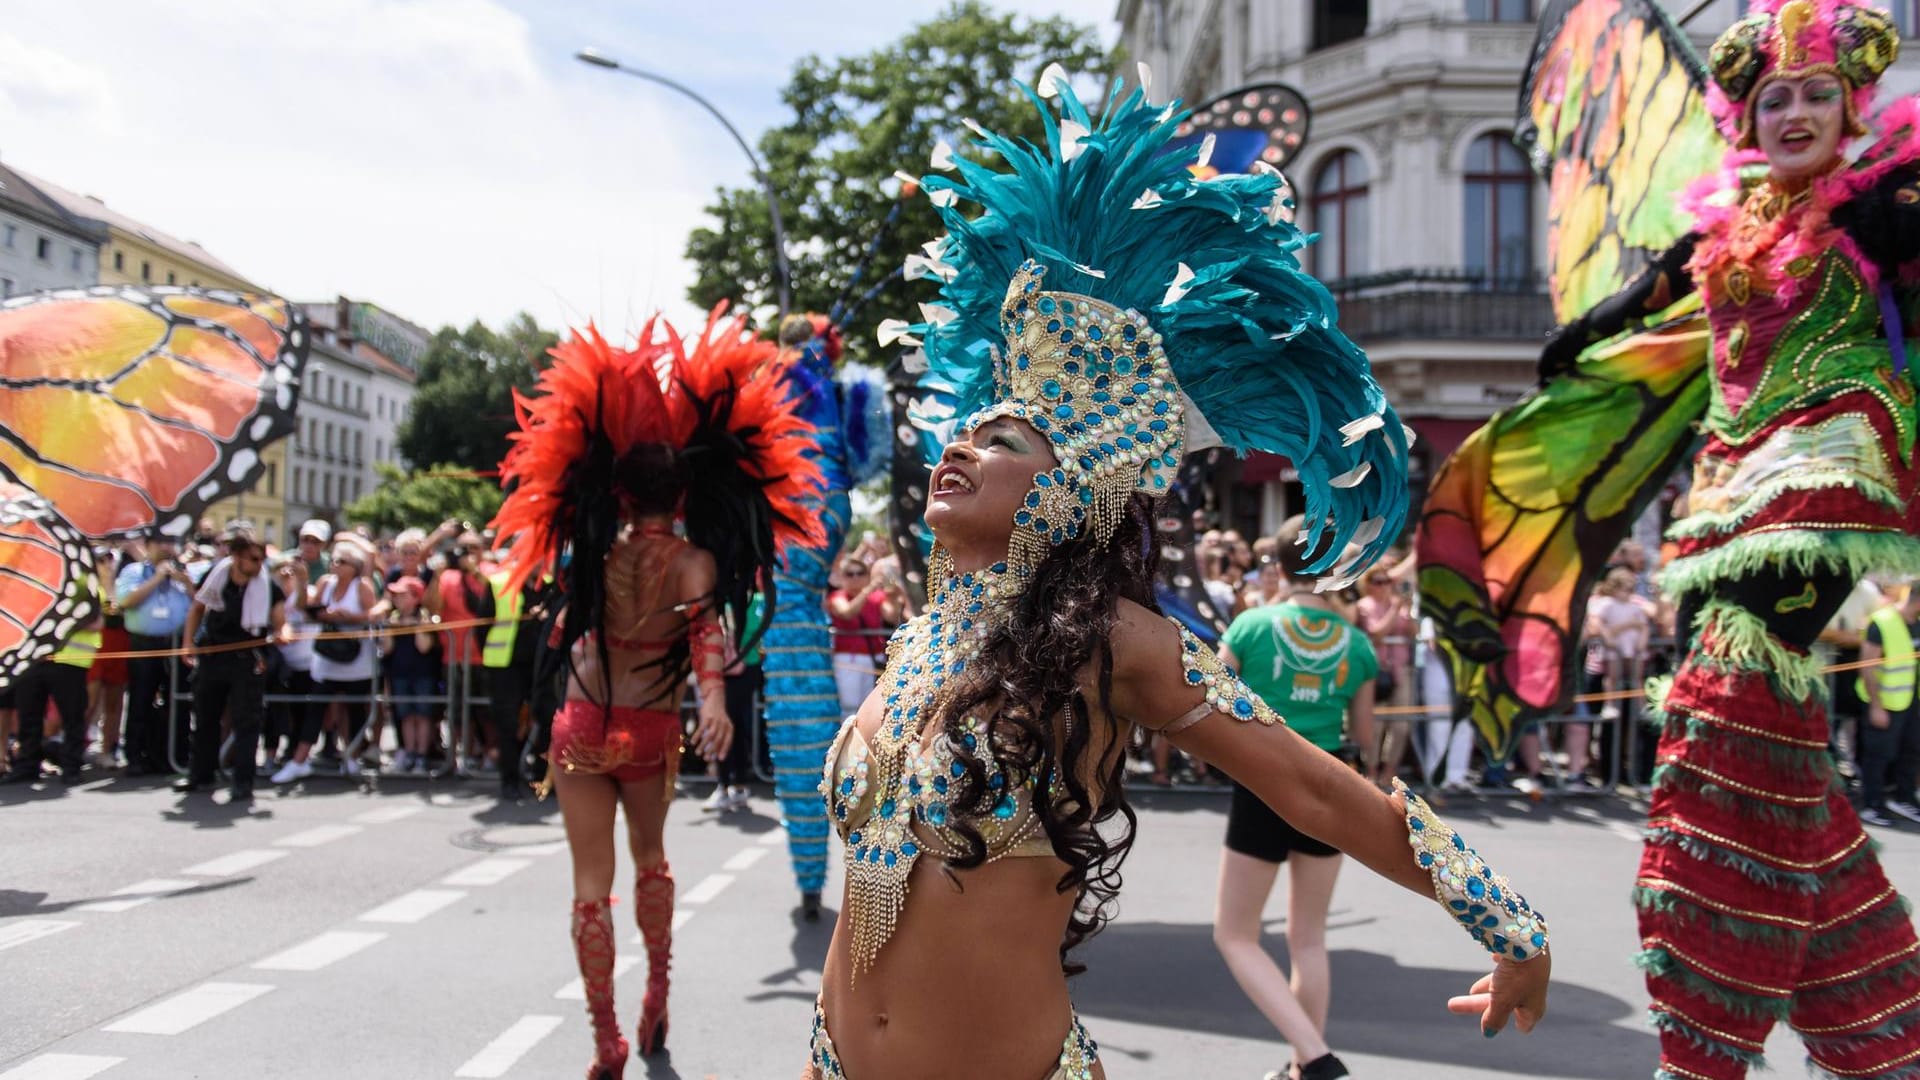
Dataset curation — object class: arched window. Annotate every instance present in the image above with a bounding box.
[1464,133,1534,285]
[1310,151,1370,281]
[1466,0,1531,20]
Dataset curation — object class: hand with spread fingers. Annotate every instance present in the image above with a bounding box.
[1448,953,1551,1038]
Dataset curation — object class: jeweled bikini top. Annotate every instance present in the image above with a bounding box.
[818,556,1281,976]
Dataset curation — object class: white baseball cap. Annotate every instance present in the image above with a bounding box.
[298,519,332,543]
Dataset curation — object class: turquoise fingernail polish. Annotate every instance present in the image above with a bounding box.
[1483,1028,1497,1039]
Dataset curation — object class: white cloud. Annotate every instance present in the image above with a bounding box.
[0,1,1119,337]
[0,35,123,134]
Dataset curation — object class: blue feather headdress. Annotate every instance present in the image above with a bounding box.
[902,75,1407,575]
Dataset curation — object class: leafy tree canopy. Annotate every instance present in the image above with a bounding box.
[396,314,558,474]
[684,0,1112,363]
[344,462,503,536]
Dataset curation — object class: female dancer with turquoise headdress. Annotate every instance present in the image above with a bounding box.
[804,71,1554,1079]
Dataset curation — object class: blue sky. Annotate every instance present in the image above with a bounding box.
[0,0,1117,336]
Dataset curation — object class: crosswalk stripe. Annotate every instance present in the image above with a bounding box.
[680,873,734,906]
[454,1014,563,1078]
[0,920,80,952]
[553,956,640,999]
[358,889,466,924]
[180,849,289,877]
[252,930,387,972]
[75,879,198,913]
[352,805,424,825]
[722,847,767,872]
[274,824,362,848]
[104,982,273,1034]
[0,1054,123,1079]
[440,858,531,887]
[758,829,787,846]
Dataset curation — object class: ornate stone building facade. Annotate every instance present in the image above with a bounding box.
[1116,0,1920,537]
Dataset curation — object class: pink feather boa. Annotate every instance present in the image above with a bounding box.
[1685,95,1920,304]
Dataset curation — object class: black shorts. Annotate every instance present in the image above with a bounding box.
[1225,781,1339,863]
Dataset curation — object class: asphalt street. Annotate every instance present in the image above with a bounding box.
[5,772,1917,1079]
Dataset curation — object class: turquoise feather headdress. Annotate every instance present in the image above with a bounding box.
[900,74,1408,576]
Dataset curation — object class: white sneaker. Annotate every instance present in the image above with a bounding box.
[1862,807,1895,827]
[702,785,731,812]
[1887,800,1920,826]
[271,759,313,784]
[724,785,751,811]
[1512,776,1542,795]
[341,757,362,778]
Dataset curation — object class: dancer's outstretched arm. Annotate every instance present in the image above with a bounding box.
[1106,598,1551,1036]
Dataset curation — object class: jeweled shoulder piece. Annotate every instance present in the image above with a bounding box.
[1175,621,1283,726]
[1394,778,1550,963]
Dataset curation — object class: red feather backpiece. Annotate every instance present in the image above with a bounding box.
[490,308,823,598]
[671,306,826,555]
[491,320,688,595]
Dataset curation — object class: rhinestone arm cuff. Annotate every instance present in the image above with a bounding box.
[1162,621,1284,728]
[1394,779,1549,963]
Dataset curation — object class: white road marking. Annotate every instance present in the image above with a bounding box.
[0,920,80,952]
[1607,821,1644,844]
[722,847,767,872]
[358,889,467,924]
[75,879,198,913]
[0,1054,123,1079]
[352,805,424,825]
[440,858,531,887]
[680,873,734,906]
[454,1014,563,1078]
[514,841,567,856]
[757,830,786,846]
[672,910,693,932]
[252,930,387,972]
[104,982,273,1034]
[180,849,289,877]
[553,956,640,999]
[274,824,362,848]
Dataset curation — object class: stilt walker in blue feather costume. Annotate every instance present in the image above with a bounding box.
[762,315,889,916]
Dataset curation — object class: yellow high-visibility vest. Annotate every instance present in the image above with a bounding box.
[1860,606,1917,711]
[481,571,522,670]
[51,628,101,669]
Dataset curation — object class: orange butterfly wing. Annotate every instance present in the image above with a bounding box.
[0,287,308,538]
[0,483,98,688]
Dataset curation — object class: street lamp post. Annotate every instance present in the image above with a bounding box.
[576,47,793,319]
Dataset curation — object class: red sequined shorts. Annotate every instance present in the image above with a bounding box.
[549,699,682,782]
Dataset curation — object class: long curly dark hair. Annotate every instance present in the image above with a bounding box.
[933,492,1161,976]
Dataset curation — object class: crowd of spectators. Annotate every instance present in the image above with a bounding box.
[4,508,1917,827]
[0,514,558,803]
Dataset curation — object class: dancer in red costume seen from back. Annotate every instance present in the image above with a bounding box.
[490,311,822,1079]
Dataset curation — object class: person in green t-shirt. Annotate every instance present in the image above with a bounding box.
[1212,526,1377,1080]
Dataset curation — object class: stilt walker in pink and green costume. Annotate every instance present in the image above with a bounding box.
[1529,3,1920,1075]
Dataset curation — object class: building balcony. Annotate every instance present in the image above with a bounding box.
[1325,269,1555,343]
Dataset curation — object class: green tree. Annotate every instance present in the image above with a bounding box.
[397,314,558,473]
[343,463,504,536]
[684,1,1112,363]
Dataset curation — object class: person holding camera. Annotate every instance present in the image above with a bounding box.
[826,557,901,718]
[116,530,195,776]
[177,524,285,801]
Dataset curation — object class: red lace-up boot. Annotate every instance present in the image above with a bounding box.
[570,897,629,1079]
[633,863,674,1056]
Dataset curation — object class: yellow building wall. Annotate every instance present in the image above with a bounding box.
[100,227,286,538]
[96,228,257,292]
